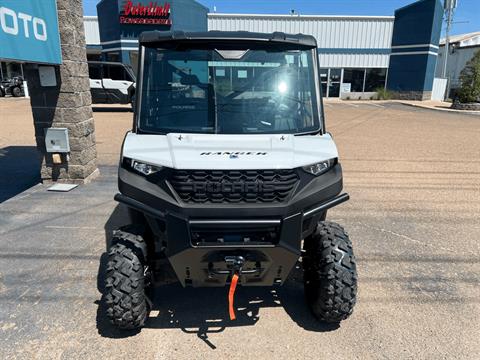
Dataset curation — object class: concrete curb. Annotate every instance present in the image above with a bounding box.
[324,98,480,116]
[396,101,480,116]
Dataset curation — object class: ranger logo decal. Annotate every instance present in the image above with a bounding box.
[200,152,268,156]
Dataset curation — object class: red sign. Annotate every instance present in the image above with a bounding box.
[119,1,172,25]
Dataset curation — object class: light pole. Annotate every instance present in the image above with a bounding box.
[442,0,458,101]
[442,0,457,78]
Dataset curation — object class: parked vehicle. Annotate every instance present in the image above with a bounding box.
[106,30,357,330]
[88,61,136,105]
[0,83,5,97]
[1,76,24,97]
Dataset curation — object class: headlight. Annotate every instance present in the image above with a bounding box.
[130,159,163,176]
[302,159,336,176]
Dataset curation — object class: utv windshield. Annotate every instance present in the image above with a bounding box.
[138,46,321,134]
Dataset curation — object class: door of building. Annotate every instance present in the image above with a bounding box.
[328,69,341,98]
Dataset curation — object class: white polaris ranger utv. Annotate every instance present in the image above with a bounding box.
[106,30,357,329]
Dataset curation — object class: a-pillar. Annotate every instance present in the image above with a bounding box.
[25,0,98,183]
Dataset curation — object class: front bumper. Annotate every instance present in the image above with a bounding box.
[116,164,348,287]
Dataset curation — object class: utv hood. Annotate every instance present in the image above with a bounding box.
[122,133,338,170]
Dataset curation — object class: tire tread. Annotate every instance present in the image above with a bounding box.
[105,226,149,330]
[303,221,357,322]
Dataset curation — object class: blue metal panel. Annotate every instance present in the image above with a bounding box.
[97,0,121,44]
[121,49,132,65]
[388,54,429,91]
[0,0,61,64]
[391,0,443,46]
[387,0,443,92]
[170,0,208,32]
[424,54,438,91]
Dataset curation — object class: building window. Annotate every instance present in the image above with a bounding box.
[213,67,232,95]
[319,68,328,97]
[87,53,102,61]
[364,68,387,92]
[104,52,120,62]
[342,69,365,92]
[233,67,252,88]
[1,62,23,80]
[129,51,139,74]
[328,68,341,97]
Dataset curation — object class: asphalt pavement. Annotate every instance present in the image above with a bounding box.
[0,99,479,359]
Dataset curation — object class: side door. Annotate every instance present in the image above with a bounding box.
[88,63,107,103]
[102,64,134,104]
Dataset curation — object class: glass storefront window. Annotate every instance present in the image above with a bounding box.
[343,68,365,92]
[105,52,120,62]
[319,68,328,97]
[1,62,5,79]
[329,68,341,82]
[87,53,102,62]
[364,68,387,92]
[129,51,139,74]
[1,62,23,80]
[328,68,341,97]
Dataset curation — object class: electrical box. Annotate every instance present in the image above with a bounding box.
[39,66,57,87]
[45,128,70,153]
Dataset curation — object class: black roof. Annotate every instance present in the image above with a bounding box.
[139,30,317,49]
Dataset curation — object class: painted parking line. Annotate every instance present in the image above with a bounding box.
[366,103,385,108]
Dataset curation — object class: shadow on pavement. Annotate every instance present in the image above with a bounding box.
[96,261,338,347]
[97,205,339,347]
[103,203,130,251]
[0,146,41,203]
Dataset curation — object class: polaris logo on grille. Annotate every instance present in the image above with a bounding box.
[200,152,268,156]
[191,182,276,194]
[170,169,299,203]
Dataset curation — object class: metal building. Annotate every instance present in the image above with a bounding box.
[84,13,394,98]
[208,14,394,98]
[436,32,480,93]
[83,0,444,100]
[84,16,102,61]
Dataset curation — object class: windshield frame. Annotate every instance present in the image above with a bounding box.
[133,42,325,136]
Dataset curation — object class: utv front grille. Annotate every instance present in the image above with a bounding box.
[169,169,299,204]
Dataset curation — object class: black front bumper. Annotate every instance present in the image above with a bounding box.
[116,164,348,287]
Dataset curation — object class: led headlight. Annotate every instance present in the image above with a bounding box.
[302,159,336,176]
[130,159,163,176]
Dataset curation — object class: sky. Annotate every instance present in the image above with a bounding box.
[82,0,480,36]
